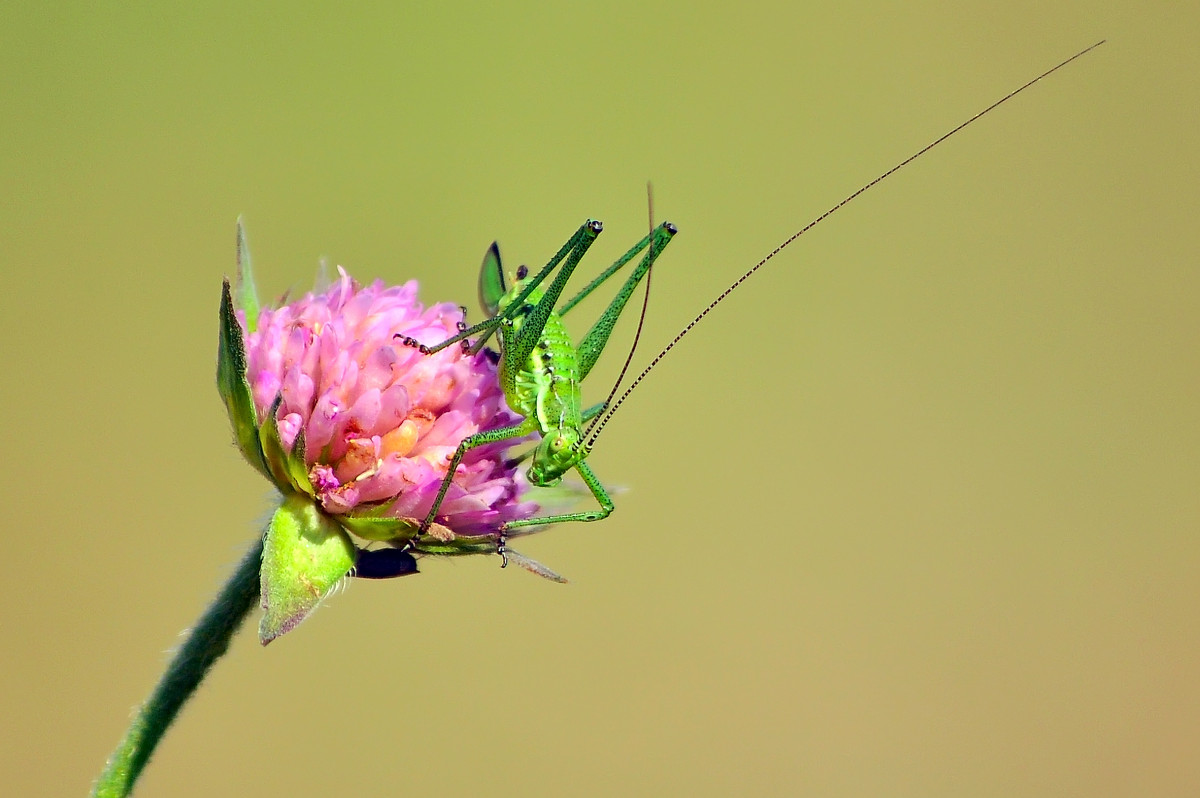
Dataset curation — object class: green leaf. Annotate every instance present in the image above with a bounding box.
[217,279,272,481]
[259,495,356,645]
[235,217,260,333]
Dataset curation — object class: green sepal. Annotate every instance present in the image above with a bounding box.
[259,395,315,497]
[217,279,272,481]
[290,429,311,489]
[338,508,466,551]
[259,495,356,645]
[414,534,498,556]
[337,514,420,543]
[235,217,260,334]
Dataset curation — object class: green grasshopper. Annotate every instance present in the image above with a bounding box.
[390,218,677,577]
[374,40,1104,581]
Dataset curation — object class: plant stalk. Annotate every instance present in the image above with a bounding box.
[90,536,263,797]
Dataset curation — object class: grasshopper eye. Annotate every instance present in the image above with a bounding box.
[478,241,505,317]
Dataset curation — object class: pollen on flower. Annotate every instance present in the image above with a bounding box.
[426,523,456,542]
[240,266,539,540]
[337,437,379,482]
[380,419,419,458]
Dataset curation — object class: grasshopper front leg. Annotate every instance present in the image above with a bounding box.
[398,220,603,357]
[418,416,540,535]
[499,459,613,531]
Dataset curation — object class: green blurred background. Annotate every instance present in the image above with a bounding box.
[3,2,1197,796]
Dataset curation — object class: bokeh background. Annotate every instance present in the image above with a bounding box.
[3,2,1197,796]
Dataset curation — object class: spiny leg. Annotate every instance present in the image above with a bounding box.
[500,459,613,531]
[574,222,677,381]
[558,221,674,318]
[455,305,471,353]
[557,227,654,317]
[418,416,540,535]
[394,220,603,357]
[497,219,603,365]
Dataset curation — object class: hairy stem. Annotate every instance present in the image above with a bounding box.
[91,536,263,798]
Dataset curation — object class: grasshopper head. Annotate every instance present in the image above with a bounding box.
[527,427,583,486]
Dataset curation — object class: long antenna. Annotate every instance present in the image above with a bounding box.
[585,40,1106,449]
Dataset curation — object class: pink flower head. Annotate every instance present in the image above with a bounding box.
[216,225,564,642]
[239,267,537,538]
